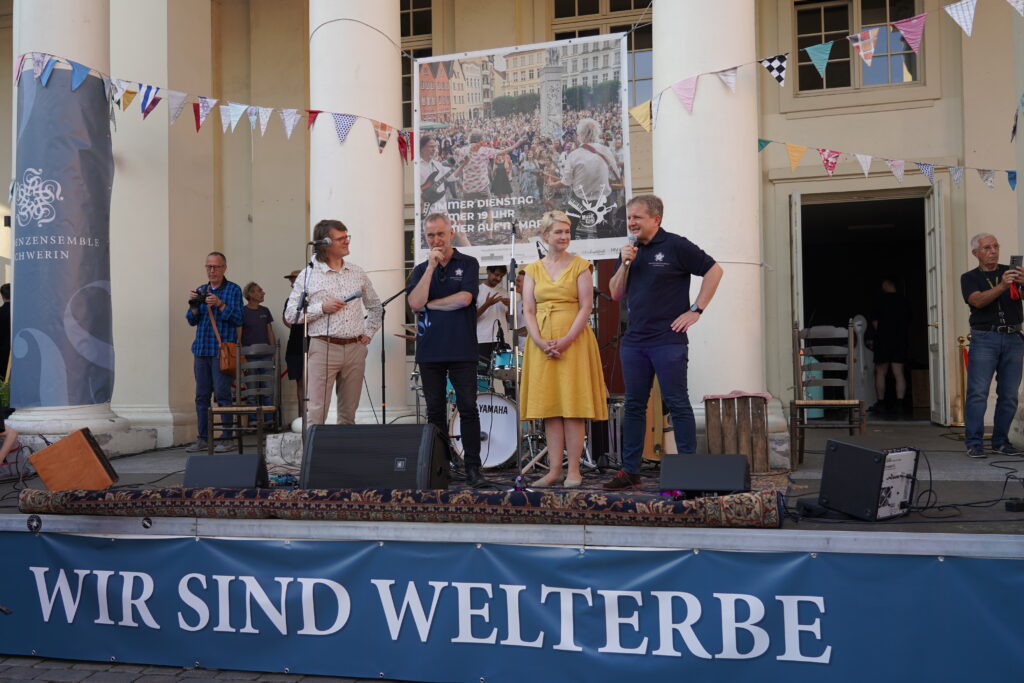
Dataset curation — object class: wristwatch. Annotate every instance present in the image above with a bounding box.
[690,303,703,314]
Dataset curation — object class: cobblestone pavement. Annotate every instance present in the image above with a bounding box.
[0,657,408,683]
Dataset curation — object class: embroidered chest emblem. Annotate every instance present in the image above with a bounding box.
[455,268,463,276]
[654,252,665,262]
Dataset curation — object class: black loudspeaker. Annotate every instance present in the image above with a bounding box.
[819,440,918,521]
[184,453,269,488]
[659,453,750,497]
[300,423,449,489]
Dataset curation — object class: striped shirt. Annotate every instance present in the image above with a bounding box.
[284,258,383,339]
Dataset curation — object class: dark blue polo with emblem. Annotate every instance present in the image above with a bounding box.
[619,227,715,346]
[407,249,480,362]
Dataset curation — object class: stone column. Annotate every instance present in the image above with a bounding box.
[651,0,766,406]
[9,0,132,439]
[308,0,408,423]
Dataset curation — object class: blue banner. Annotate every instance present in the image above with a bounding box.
[13,68,115,407]
[0,531,1021,681]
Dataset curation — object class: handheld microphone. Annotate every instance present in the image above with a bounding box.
[307,237,332,246]
[343,290,362,303]
[623,233,638,265]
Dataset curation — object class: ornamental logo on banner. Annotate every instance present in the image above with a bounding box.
[15,168,63,228]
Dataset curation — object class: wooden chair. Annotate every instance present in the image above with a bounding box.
[208,343,279,456]
[704,393,771,473]
[789,321,865,468]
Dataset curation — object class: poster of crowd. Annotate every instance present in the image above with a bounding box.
[414,35,631,266]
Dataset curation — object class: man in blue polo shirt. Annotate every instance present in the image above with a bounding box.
[408,213,492,488]
[604,195,724,490]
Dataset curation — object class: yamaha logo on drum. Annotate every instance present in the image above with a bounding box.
[479,403,510,415]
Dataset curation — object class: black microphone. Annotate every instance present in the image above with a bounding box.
[593,287,613,302]
[536,240,545,259]
[623,233,638,265]
[307,237,332,246]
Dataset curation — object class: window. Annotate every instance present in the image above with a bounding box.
[552,1,651,106]
[400,0,431,38]
[795,0,919,93]
[401,0,431,127]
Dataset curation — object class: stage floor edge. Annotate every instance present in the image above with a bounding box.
[2,515,1022,559]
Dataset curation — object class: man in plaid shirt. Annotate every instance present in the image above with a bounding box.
[185,251,244,452]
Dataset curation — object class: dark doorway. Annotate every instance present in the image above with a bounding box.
[801,197,928,417]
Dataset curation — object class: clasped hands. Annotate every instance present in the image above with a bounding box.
[537,335,571,360]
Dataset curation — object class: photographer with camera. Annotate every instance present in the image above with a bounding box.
[185,251,243,453]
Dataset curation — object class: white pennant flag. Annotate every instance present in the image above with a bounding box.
[31,52,45,78]
[715,67,738,92]
[219,104,232,133]
[650,92,663,129]
[1008,0,1024,17]
[258,107,273,136]
[247,106,258,131]
[944,0,978,36]
[978,168,995,188]
[227,102,248,132]
[164,90,188,125]
[111,78,130,105]
[886,159,905,184]
[950,165,965,187]
[196,96,217,129]
[279,108,301,139]
[854,153,873,177]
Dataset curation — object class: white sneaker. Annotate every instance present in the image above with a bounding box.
[185,440,208,453]
[213,440,234,453]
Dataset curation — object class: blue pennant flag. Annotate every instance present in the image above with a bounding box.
[39,57,57,87]
[68,60,90,91]
[1009,171,1017,191]
[805,41,834,79]
[139,84,159,113]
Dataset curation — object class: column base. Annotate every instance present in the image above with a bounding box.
[8,403,130,435]
[111,404,196,448]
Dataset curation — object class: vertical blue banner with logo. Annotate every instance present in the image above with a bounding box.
[12,67,114,407]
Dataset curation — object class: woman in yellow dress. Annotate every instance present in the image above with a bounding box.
[521,210,609,488]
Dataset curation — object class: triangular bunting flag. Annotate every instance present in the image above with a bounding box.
[331,113,358,144]
[247,106,257,131]
[950,165,965,187]
[817,149,841,177]
[854,153,873,177]
[165,90,188,125]
[715,67,738,92]
[227,102,247,132]
[39,57,57,87]
[142,96,162,119]
[397,130,413,163]
[671,76,699,114]
[31,52,45,79]
[1009,171,1018,191]
[848,28,879,67]
[786,143,807,172]
[629,100,652,132]
[944,0,977,36]
[1008,0,1024,17]
[194,97,217,131]
[757,138,771,152]
[1012,109,1019,143]
[279,108,301,139]
[219,105,231,133]
[804,41,834,79]
[121,89,138,110]
[13,53,26,85]
[886,159,906,184]
[891,13,927,55]
[139,85,159,113]
[111,78,130,105]
[372,119,394,153]
[759,54,787,86]
[258,107,273,136]
[978,168,995,188]
[915,162,935,184]
[650,92,663,129]
[306,109,323,130]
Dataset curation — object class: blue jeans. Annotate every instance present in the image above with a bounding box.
[194,355,234,442]
[965,330,1024,449]
[620,344,695,473]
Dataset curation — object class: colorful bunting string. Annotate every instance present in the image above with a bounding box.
[817,148,840,177]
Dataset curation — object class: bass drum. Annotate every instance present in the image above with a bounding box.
[449,393,518,469]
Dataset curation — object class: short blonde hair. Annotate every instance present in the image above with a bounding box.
[539,210,571,244]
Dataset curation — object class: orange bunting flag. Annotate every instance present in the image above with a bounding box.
[786,143,807,172]
[122,90,137,111]
[372,119,394,153]
[629,100,652,132]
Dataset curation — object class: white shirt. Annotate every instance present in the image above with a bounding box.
[476,282,509,343]
[284,258,382,339]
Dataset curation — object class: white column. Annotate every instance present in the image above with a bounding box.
[651,0,766,406]
[9,0,130,437]
[308,0,408,424]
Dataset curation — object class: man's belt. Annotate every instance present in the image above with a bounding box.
[971,324,1022,334]
[313,335,360,346]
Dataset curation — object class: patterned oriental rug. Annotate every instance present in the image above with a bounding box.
[19,486,783,529]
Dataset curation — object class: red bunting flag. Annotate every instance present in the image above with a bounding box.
[306,109,322,130]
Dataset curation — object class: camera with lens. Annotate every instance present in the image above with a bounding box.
[188,285,208,308]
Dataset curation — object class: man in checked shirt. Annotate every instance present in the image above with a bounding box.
[285,219,383,426]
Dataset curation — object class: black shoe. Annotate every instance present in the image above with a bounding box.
[966,446,987,459]
[603,469,643,490]
[465,466,495,489]
[867,401,886,414]
[992,443,1023,456]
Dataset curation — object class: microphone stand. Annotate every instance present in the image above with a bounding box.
[298,250,315,455]
[379,287,407,424]
[508,222,526,492]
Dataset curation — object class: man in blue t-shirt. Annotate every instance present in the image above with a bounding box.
[604,195,724,490]
[408,213,492,488]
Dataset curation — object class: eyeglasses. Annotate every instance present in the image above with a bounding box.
[205,264,225,270]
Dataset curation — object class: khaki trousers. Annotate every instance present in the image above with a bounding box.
[305,338,368,426]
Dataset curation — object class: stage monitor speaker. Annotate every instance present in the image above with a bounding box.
[819,440,918,521]
[184,453,269,489]
[28,428,118,491]
[659,453,750,497]
[300,423,449,490]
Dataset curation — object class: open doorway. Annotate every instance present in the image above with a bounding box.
[800,197,929,421]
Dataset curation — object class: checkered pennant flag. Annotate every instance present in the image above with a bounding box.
[759,54,787,87]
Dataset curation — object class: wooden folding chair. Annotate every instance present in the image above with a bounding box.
[208,342,280,456]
